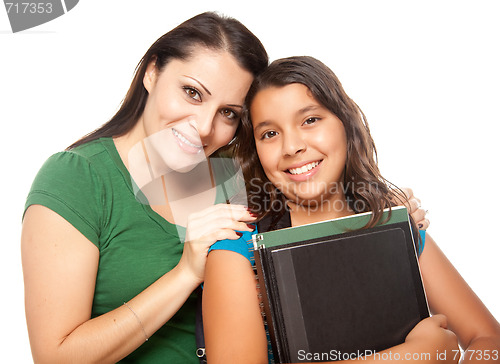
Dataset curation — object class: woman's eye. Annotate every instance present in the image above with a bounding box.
[304,117,319,125]
[221,108,238,120]
[183,87,202,101]
[261,130,278,139]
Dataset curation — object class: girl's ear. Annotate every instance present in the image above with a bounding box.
[143,59,158,93]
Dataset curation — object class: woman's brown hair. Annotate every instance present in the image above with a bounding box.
[68,11,268,149]
[235,56,409,230]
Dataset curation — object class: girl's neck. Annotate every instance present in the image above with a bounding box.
[288,195,355,227]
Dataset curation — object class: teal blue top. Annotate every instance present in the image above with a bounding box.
[209,228,426,263]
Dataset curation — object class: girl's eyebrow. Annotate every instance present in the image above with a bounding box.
[183,75,212,96]
[253,104,322,132]
[253,120,272,133]
[297,104,321,115]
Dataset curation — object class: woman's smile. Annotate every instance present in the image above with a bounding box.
[171,128,204,154]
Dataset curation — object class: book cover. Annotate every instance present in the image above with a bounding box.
[253,206,429,362]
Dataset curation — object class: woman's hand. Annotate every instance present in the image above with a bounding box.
[178,204,256,284]
[405,314,459,363]
[395,187,429,230]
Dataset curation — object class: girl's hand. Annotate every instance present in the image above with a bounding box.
[178,204,256,284]
[405,314,459,363]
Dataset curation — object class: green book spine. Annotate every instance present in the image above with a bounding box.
[253,206,409,249]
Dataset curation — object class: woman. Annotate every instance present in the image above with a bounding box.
[203,56,500,363]
[21,12,267,363]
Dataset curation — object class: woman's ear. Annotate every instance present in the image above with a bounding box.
[143,59,158,93]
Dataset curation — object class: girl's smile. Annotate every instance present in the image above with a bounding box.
[285,160,323,181]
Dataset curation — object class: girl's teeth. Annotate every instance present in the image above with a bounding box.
[288,161,320,175]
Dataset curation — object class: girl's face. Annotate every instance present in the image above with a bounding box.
[251,83,348,206]
[141,48,253,172]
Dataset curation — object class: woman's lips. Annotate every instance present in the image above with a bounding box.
[172,128,204,154]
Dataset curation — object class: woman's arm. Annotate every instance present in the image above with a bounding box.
[22,205,201,363]
[418,234,500,363]
[203,250,268,364]
[22,203,255,363]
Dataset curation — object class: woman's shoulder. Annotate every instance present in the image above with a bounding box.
[26,138,118,207]
[65,137,112,162]
[38,138,114,178]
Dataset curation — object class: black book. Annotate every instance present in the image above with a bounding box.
[252,206,429,363]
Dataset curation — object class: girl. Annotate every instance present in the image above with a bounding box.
[203,56,500,363]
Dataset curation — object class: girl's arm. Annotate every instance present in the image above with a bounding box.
[22,204,254,364]
[203,249,461,364]
[418,234,500,363]
[203,249,269,364]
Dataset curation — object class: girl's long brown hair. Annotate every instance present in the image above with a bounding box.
[235,56,409,230]
[68,12,268,150]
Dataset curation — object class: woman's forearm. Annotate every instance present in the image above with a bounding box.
[23,205,201,364]
[32,264,199,364]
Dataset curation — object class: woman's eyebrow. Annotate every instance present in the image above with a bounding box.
[183,75,212,96]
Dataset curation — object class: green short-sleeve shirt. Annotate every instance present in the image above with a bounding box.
[24,137,197,363]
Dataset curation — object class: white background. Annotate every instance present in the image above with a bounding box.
[1,0,498,361]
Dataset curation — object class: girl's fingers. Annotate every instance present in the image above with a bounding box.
[428,314,448,329]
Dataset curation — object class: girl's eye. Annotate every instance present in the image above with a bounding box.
[221,108,238,120]
[261,130,278,140]
[183,87,202,102]
[304,117,319,125]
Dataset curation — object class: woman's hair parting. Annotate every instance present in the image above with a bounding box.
[235,56,410,230]
[69,11,268,149]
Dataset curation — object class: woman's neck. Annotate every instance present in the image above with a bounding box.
[113,123,217,226]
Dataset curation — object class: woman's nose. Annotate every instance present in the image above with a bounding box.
[187,113,215,146]
[194,112,216,142]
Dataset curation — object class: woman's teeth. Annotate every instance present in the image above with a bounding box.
[172,128,203,151]
[288,161,320,175]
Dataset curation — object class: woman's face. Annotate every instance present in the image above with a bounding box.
[251,83,348,206]
[141,48,254,172]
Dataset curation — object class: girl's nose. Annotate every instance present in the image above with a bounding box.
[282,131,306,156]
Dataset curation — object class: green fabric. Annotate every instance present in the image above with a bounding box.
[24,137,198,363]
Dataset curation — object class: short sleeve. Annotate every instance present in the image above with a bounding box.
[208,230,256,265]
[418,230,426,256]
[24,151,105,248]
